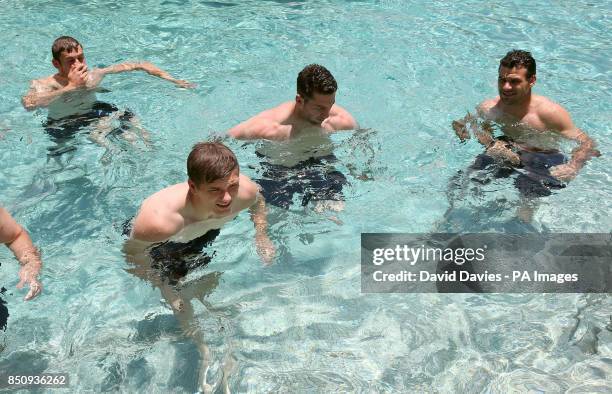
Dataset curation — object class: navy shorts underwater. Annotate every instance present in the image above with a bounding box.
[255,152,348,209]
[44,101,135,144]
[122,219,219,287]
[470,143,566,198]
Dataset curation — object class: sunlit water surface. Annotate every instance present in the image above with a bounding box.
[0,0,610,392]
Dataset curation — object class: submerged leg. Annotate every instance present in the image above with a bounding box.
[169,294,213,393]
[516,196,539,223]
[123,245,214,393]
[122,114,152,146]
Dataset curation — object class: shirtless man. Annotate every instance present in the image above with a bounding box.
[451,50,599,221]
[229,64,357,140]
[228,64,358,211]
[453,49,598,181]
[0,206,42,301]
[123,142,274,392]
[22,36,192,146]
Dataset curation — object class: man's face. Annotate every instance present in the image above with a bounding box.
[497,66,535,105]
[192,168,240,216]
[53,46,86,76]
[297,92,336,125]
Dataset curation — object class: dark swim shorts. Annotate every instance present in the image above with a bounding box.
[255,152,348,209]
[470,147,566,198]
[148,229,220,286]
[44,101,135,145]
[0,294,8,331]
[122,218,219,287]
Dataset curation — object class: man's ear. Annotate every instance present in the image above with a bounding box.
[52,59,60,70]
[295,94,304,105]
[529,74,536,87]
[187,179,196,193]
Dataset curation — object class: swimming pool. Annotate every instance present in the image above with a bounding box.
[0,0,610,391]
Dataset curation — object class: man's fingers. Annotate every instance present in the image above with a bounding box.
[258,243,276,266]
[24,280,42,301]
[177,80,196,89]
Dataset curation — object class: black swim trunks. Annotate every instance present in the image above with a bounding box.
[44,101,135,144]
[148,229,220,286]
[122,218,219,286]
[0,294,8,332]
[255,152,348,209]
[470,147,566,198]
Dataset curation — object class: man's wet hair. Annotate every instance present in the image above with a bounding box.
[52,36,82,61]
[297,64,338,100]
[187,142,238,185]
[499,50,536,78]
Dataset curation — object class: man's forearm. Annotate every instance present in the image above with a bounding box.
[22,86,76,110]
[452,112,495,146]
[249,194,269,239]
[8,229,42,269]
[474,130,495,147]
[568,135,600,171]
[138,62,180,83]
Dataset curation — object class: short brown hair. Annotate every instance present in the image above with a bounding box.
[500,49,536,79]
[297,64,337,99]
[187,142,238,185]
[52,36,82,61]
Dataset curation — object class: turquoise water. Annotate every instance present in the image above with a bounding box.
[0,0,611,392]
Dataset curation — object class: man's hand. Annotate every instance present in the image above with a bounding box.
[550,163,578,182]
[174,79,196,89]
[138,62,195,89]
[256,235,276,266]
[452,120,470,141]
[486,140,521,166]
[17,261,42,301]
[67,63,89,88]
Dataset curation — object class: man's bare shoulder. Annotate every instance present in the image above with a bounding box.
[477,98,500,118]
[532,95,573,131]
[532,95,568,115]
[131,184,187,242]
[259,101,294,120]
[229,102,293,140]
[325,104,358,131]
[235,174,259,209]
[29,75,61,92]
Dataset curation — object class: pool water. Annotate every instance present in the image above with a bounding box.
[0,0,610,392]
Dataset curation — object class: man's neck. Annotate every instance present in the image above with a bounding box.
[288,105,321,135]
[53,72,70,86]
[499,94,532,120]
[184,191,213,222]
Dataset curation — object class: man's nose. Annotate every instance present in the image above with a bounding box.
[502,82,512,90]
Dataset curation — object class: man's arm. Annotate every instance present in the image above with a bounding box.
[130,209,184,244]
[543,105,600,181]
[22,82,74,111]
[228,116,285,141]
[239,177,275,265]
[452,103,520,165]
[22,64,89,110]
[94,62,194,88]
[324,106,359,131]
[452,101,498,145]
[0,207,42,300]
